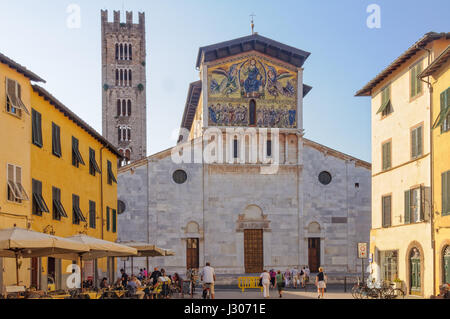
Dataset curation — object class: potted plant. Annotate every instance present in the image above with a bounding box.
[393,277,402,289]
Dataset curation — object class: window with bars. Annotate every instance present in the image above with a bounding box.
[410,61,423,99]
[7,164,28,203]
[382,195,392,227]
[89,148,101,176]
[52,186,67,220]
[32,179,49,216]
[52,123,61,157]
[382,141,391,171]
[89,200,96,229]
[31,109,43,147]
[381,250,398,282]
[411,125,423,159]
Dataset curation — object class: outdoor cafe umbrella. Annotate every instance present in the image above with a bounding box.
[62,234,137,286]
[163,249,175,256]
[0,227,90,285]
[117,241,166,275]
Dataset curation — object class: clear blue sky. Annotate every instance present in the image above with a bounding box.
[1,0,448,162]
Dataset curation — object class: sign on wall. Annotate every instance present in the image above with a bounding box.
[358,242,368,259]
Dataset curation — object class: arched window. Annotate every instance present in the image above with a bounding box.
[128,70,132,86]
[249,99,256,125]
[118,127,121,143]
[444,246,450,285]
[233,138,238,158]
[117,99,121,116]
[124,69,128,86]
[120,69,123,86]
[115,69,119,86]
[124,44,128,60]
[122,100,126,117]
[129,45,132,60]
[127,100,131,116]
[127,128,131,141]
[115,44,119,60]
[120,44,123,60]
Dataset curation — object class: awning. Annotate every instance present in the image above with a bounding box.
[118,242,166,257]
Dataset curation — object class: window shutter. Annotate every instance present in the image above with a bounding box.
[411,67,416,98]
[382,143,386,170]
[416,63,422,95]
[386,142,391,169]
[112,209,117,233]
[412,129,417,158]
[106,207,110,231]
[420,185,425,221]
[405,190,411,224]
[417,126,422,157]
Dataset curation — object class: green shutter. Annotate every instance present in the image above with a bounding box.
[443,172,449,216]
[417,126,422,157]
[411,67,416,98]
[416,63,422,95]
[386,142,391,169]
[106,207,110,231]
[405,190,411,224]
[412,129,417,158]
[112,209,117,233]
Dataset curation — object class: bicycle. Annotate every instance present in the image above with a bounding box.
[202,282,212,299]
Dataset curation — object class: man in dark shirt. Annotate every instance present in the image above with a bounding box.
[120,269,129,287]
[150,267,162,286]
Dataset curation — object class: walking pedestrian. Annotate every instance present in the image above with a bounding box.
[260,270,271,298]
[269,269,276,289]
[275,270,285,298]
[291,267,298,289]
[315,267,327,299]
[299,267,305,288]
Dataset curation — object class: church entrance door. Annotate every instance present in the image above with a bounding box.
[186,238,199,269]
[308,238,320,272]
[244,229,263,273]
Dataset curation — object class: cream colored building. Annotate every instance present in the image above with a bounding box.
[356,32,450,297]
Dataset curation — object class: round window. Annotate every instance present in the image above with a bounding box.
[117,200,126,215]
[318,171,332,185]
[172,169,187,184]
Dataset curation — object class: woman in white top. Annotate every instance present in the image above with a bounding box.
[260,270,271,298]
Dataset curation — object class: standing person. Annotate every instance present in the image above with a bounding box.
[269,269,276,289]
[284,268,291,288]
[275,270,285,298]
[138,269,144,281]
[291,267,298,289]
[304,266,310,286]
[200,262,216,299]
[299,267,305,288]
[150,267,161,286]
[120,269,129,287]
[143,267,148,279]
[260,270,271,298]
[315,267,327,299]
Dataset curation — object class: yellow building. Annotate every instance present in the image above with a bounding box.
[29,85,121,290]
[0,53,45,290]
[356,32,449,297]
[420,45,450,294]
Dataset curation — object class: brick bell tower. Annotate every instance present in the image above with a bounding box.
[101,10,147,164]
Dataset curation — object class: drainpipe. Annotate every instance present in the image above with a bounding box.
[418,44,435,295]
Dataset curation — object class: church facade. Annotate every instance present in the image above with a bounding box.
[117,34,372,275]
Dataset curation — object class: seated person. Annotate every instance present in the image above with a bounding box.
[100,277,110,289]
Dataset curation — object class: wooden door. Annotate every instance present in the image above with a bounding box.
[308,238,320,272]
[244,229,263,273]
[31,257,39,289]
[444,246,450,285]
[410,257,421,293]
[186,238,199,269]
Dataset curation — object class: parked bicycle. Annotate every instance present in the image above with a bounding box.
[352,278,405,299]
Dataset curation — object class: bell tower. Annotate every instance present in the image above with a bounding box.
[101,10,147,164]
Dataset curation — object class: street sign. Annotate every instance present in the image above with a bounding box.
[358,242,368,259]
